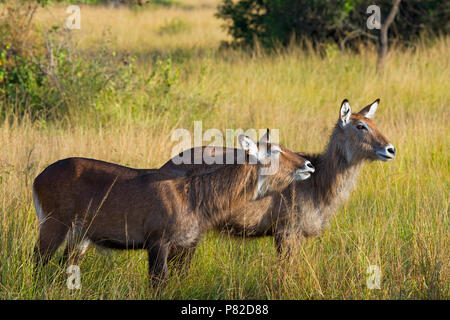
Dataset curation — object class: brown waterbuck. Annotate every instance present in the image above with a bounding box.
[161,99,396,259]
[32,132,314,286]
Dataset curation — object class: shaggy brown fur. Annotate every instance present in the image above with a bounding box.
[161,99,396,258]
[32,136,312,286]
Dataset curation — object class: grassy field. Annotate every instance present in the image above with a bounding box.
[0,1,448,299]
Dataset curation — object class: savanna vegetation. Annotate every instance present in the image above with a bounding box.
[0,0,448,299]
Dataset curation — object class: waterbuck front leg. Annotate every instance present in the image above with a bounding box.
[61,225,91,265]
[147,241,170,288]
[274,231,304,260]
[168,245,197,273]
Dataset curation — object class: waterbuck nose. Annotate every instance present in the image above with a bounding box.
[303,161,315,172]
[387,146,396,157]
[376,144,396,161]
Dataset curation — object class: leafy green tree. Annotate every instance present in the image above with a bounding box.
[216,0,449,49]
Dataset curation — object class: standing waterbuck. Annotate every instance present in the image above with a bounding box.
[161,99,396,258]
[32,132,314,285]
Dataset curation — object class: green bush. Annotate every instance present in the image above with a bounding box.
[0,27,136,120]
[0,0,184,120]
[216,0,449,49]
[0,0,215,123]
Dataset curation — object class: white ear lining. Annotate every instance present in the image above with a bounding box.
[364,101,378,119]
[239,135,283,163]
[259,131,270,144]
[340,101,352,126]
[238,135,259,157]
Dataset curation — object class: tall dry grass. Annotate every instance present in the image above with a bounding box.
[33,1,228,60]
[0,2,448,299]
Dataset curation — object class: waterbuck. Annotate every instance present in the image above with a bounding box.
[32,132,314,285]
[161,99,396,258]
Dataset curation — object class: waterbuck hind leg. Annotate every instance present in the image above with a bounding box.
[147,241,170,288]
[34,218,69,268]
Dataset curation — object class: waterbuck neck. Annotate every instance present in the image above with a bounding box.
[302,126,364,215]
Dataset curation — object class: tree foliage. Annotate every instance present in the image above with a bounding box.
[216,0,449,49]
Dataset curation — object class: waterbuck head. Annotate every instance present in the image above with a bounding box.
[337,99,396,163]
[238,129,315,199]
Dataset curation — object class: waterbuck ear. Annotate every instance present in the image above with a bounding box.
[238,135,258,157]
[259,128,270,145]
[358,98,379,119]
[339,99,352,127]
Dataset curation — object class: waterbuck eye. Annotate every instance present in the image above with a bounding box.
[356,124,366,130]
[269,145,282,155]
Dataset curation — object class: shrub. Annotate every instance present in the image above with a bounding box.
[0,0,215,123]
[0,1,139,121]
[0,0,43,118]
[0,28,136,120]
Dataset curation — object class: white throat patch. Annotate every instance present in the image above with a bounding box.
[253,170,269,200]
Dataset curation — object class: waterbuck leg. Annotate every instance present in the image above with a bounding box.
[274,231,304,260]
[61,226,90,265]
[147,241,169,288]
[274,232,292,260]
[34,218,69,268]
[168,245,197,273]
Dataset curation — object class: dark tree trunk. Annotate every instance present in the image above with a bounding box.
[378,0,402,70]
